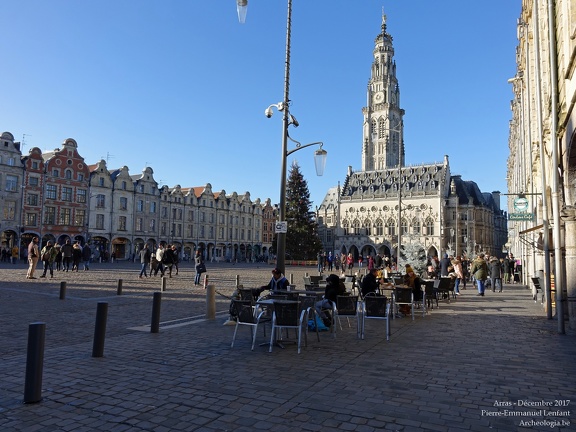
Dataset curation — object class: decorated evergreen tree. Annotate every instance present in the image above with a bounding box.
[401,238,427,276]
[277,161,323,260]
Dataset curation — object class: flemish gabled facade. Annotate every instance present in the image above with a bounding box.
[40,138,90,246]
[0,132,23,253]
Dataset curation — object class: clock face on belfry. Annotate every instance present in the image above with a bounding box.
[373,91,384,103]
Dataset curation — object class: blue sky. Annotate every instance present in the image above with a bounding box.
[1,1,520,209]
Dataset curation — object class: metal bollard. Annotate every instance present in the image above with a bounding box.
[23,322,46,404]
[289,273,294,284]
[151,292,162,333]
[206,284,216,320]
[117,279,123,295]
[59,281,66,300]
[203,274,209,289]
[161,276,167,292]
[235,274,240,288]
[92,302,108,358]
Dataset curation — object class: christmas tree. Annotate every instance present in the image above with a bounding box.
[275,161,323,260]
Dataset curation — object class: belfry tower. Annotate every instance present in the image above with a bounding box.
[361,10,405,172]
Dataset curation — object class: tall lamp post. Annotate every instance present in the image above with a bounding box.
[237,0,327,274]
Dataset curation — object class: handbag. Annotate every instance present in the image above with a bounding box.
[197,263,206,273]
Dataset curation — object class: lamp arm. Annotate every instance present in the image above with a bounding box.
[286,139,324,157]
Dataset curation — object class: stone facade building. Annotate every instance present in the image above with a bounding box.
[0,138,273,262]
[507,0,576,332]
[317,12,506,269]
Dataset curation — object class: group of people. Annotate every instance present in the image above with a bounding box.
[25,237,93,279]
[1,245,20,263]
[427,252,518,297]
[138,244,206,284]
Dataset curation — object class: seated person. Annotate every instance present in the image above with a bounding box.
[361,267,380,297]
[403,263,423,302]
[315,274,346,327]
[227,268,289,322]
[260,267,289,293]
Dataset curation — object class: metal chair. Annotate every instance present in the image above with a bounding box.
[335,295,361,338]
[298,294,321,342]
[269,301,308,353]
[361,293,390,340]
[436,277,452,303]
[230,300,268,351]
[423,280,438,313]
[393,287,415,320]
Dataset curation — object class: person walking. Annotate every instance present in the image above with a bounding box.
[489,256,503,292]
[163,244,175,278]
[39,241,57,278]
[61,239,73,272]
[502,255,511,284]
[327,251,334,271]
[439,253,451,277]
[451,255,464,295]
[26,237,40,279]
[508,254,516,283]
[155,244,165,277]
[11,245,19,264]
[54,245,63,271]
[82,243,92,271]
[171,245,179,275]
[139,244,151,278]
[194,250,205,285]
[72,242,82,271]
[470,253,489,296]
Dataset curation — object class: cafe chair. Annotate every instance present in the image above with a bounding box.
[310,275,323,286]
[336,295,361,338]
[230,299,268,351]
[393,287,415,320]
[436,277,452,303]
[361,293,390,340]
[269,301,308,354]
[298,294,321,342]
[422,280,438,313]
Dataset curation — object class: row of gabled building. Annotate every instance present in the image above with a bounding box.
[0,132,276,261]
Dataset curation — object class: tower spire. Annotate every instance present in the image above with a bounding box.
[381,6,387,33]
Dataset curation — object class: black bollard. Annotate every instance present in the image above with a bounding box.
[59,281,66,300]
[92,302,108,358]
[23,322,46,404]
[117,279,123,295]
[161,276,167,292]
[151,292,162,333]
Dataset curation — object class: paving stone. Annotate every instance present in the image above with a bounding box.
[0,262,575,431]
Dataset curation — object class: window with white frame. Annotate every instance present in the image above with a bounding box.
[62,186,73,201]
[59,208,71,225]
[74,210,85,226]
[5,175,17,191]
[46,184,57,199]
[77,189,87,203]
[96,214,105,229]
[44,207,56,225]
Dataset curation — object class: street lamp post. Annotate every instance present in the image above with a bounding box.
[237,0,327,275]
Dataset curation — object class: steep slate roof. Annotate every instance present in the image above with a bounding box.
[341,162,446,198]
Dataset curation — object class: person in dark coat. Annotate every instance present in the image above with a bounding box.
[82,244,92,271]
[163,244,175,278]
[139,244,151,278]
[489,257,503,292]
[439,254,451,277]
[315,274,346,327]
[361,268,380,297]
